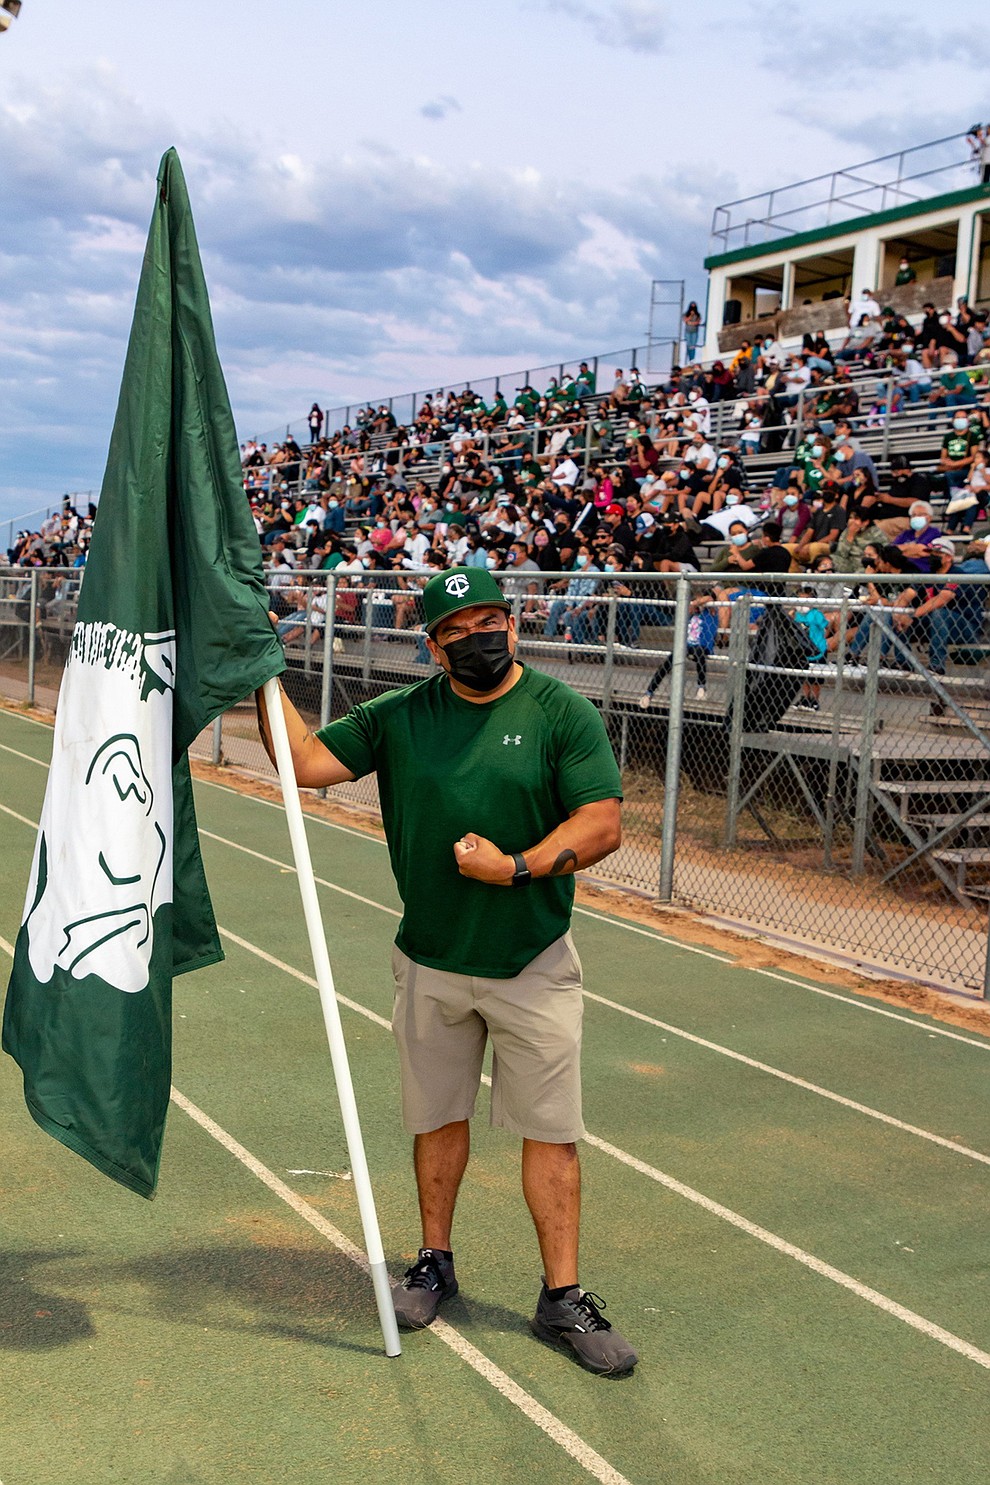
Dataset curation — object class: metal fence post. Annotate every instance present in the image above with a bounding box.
[303,584,314,674]
[851,617,882,875]
[211,715,223,766]
[822,593,850,870]
[26,569,38,707]
[722,594,751,848]
[601,594,618,715]
[983,908,990,1001]
[658,578,690,903]
[361,584,374,682]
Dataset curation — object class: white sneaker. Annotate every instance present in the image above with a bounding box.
[638,693,652,710]
[695,686,707,700]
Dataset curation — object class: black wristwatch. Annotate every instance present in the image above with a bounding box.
[510,852,532,888]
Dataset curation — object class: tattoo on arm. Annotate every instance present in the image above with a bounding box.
[548,848,578,877]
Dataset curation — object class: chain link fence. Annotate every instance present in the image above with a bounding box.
[3,566,989,996]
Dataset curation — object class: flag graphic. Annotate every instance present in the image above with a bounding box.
[2,149,284,1196]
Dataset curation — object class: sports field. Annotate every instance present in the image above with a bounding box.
[1,701,989,1485]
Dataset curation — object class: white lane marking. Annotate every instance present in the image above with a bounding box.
[0,740,47,769]
[3,784,988,1159]
[582,1129,990,1371]
[2,878,988,1379]
[205,830,990,1162]
[198,829,401,919]
[169,1087,632,1485]
[218,926,393,1030]
[211,928,990,1374]
[0,800,38,829]
[4,713,988,1052]
[0,932,15,957]
[585,990,990,1167]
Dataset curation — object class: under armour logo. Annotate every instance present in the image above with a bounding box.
[444,573,470,597]
[503,734,522,746]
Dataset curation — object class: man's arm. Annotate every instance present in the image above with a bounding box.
[256,681,357,789]
[453,799,622,885]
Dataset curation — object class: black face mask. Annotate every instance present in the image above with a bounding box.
[440,630,514,693]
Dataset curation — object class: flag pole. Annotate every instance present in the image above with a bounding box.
[261,677,401,1358]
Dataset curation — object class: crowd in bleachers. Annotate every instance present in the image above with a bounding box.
[252,292,990,700]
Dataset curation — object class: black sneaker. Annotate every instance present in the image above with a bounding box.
[391,1248,458,1329]
[530,1282,638,1376]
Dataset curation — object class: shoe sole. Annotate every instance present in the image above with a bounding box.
[392,1280,458,1330]
[529,1317,638,1376]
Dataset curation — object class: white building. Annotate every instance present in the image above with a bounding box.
[701,131,990,361]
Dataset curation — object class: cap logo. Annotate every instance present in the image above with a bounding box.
[444,573,470,597]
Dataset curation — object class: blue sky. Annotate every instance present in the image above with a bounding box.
[1,0,988,528]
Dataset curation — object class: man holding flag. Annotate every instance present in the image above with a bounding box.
[257,566,639,1376]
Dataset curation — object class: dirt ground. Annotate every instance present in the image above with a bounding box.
[5,693,989,1042]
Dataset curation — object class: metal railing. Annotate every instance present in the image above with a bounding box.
[710,130,981,254]
[5,565,990,998]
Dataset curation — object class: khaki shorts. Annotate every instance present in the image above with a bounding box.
[390,933,585,1143]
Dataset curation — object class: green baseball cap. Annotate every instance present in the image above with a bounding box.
[422,565,510,634]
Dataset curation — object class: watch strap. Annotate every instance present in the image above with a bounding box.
[510,851,532,888]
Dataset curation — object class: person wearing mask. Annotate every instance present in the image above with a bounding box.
[894,258,916,287]
[892,501,942,573]
[939,413,980,498]
[832,510,887,574]
[531,527,560,572]
[258,567,635,1374]
[915,538,988,692]
[789,484,847,568]
[543,543,601,640]
[869,454,931,537]
[714,518,760,573]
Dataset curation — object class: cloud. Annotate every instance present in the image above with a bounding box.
[419,95,462,121]
[758,5,983,77]
[0,64,707,511]
[537,0,667,54]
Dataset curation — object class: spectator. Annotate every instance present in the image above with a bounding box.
[638,588,718,705]
[892,500,942,572]
[606,369,629,410]
[682,302,703,363]
[893,257,917,287]
[308,403,324,442]
[832,509,887,574]
[939,411,980,500]
[918,538,988,686]
[946,447,990,533]
[543,542,601,641]
[793,584,829,711]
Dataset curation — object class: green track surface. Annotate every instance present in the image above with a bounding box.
[1,706,989,1484]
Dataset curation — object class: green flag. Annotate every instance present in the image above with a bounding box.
[2,148,284,1197]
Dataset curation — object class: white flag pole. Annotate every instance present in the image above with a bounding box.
[261,677,401,1358]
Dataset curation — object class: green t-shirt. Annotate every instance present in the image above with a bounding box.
[316,667,622,977]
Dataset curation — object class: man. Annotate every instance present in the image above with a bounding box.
[916,537,987,681]
[832,510,886,574]
[257,566,636,1376]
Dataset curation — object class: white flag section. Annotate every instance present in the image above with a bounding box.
[262,677,402,1358]
[24,622,175,995]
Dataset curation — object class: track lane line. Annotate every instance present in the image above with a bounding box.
[0,919,628,1485]
[3,720,988,1051]
[3,792,989,1162]
[169,1088,631,1485]
[3,823,989,1376]
[199,826,990,1165]
[208,929,990,1374]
